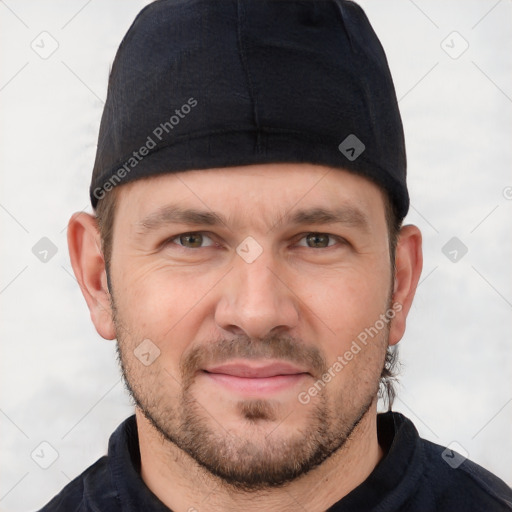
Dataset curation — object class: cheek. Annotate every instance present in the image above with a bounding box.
[296,265,391,347]
[112,262,222,357]
[299,270,391,406]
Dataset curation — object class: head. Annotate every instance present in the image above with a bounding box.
[68,163,422,491]
[68,0,422,493]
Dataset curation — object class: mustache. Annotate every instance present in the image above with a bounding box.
[179,334,328,386]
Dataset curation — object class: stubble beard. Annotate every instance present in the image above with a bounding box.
[114,302,389,492]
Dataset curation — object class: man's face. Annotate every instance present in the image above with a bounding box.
[110,163,394,490]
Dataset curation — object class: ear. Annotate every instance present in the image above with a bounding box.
[389,224,423,346]
[67,212,116,340]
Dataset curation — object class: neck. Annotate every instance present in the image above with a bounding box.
[136,402,384,512]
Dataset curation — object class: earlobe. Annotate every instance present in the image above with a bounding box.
[67,212,116,340]
[389,225,423,346]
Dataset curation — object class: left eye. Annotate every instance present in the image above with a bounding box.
[171,232,215,248]
[297,233,337,248]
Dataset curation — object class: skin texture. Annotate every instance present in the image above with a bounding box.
[68,163,422,512]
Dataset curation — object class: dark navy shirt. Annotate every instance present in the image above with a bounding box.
[38,412,512,511]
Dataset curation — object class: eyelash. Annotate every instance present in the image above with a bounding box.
[163,231,346,250]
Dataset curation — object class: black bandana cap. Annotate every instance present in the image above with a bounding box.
[90,0,408,220]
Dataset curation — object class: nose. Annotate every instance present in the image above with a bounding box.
[214,249,300,340]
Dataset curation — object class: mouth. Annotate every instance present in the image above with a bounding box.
[201,360,311,395]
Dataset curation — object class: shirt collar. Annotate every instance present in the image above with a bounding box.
[327,412,425,511]
[109,415,172,511]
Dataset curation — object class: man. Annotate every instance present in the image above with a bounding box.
[39,0,512,510]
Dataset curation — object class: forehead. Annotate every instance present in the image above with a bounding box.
[114,163,388,230]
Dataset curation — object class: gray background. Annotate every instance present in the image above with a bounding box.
[1,1,511,510]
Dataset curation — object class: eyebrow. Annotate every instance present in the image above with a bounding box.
[136,205,370,234]
[137,207,224,233]
[286,206,370,232]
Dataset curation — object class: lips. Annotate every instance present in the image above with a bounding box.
[201,360,310,395]
[203,361,309,378]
